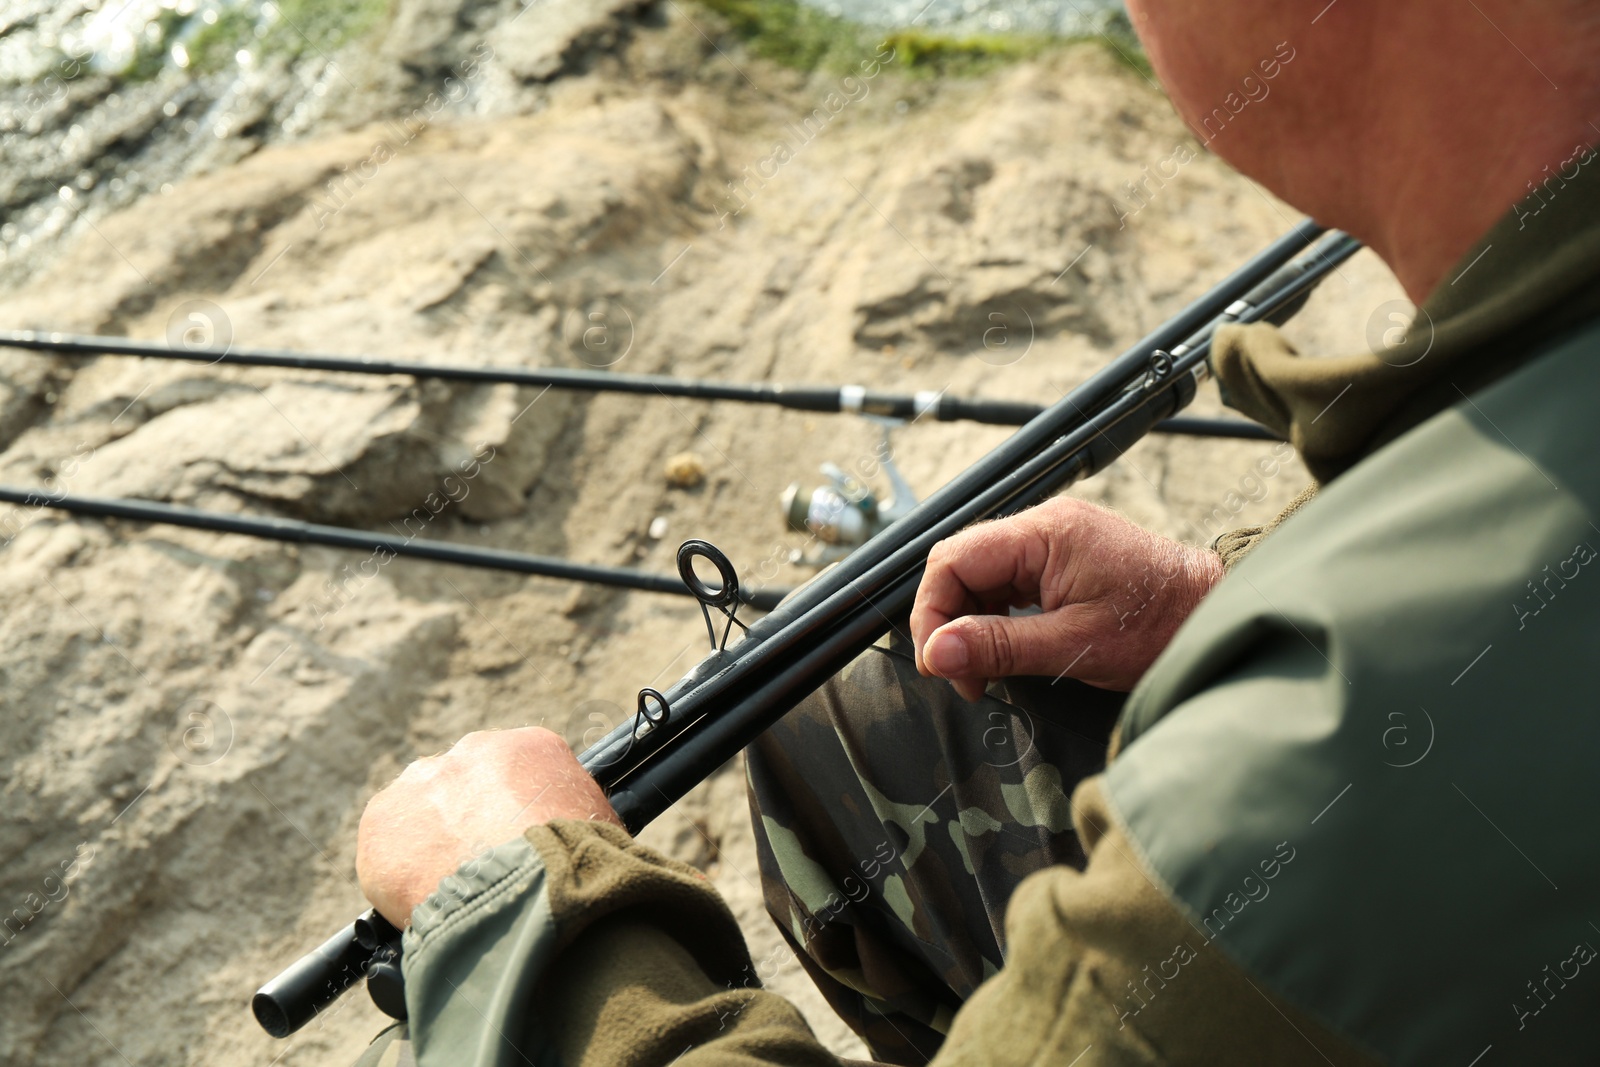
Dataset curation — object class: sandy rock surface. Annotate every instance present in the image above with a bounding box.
[0,3,1404,1064]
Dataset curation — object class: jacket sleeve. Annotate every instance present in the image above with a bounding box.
[1211,483,1319,571]
[392,794,1383,1067]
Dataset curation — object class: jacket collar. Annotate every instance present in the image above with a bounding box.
[1212,147,1600,482]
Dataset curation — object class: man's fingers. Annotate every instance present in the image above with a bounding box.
[924,610,1092,685]
[912,521,1046,671]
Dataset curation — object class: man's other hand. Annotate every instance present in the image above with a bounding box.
[911,497,1223,697]
[356,727,621,928]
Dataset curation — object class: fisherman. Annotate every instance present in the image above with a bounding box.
[351,1,1600,1063]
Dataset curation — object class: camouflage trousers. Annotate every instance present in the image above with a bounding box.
[746,620,1122,1065]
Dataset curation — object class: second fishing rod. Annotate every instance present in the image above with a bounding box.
[0,331,1276,439]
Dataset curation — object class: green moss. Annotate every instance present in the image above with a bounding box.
[113,0,391,83]
[879,28,1051,76]
[188,8,257,73]
[694,0,867,71]
[123,9,190,83]
[261,0,390,58]
[692,0,1149,79]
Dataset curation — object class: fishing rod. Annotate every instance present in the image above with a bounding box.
[254,221,1356,1038]
[0,330,1276,440]
[0,487,790,610]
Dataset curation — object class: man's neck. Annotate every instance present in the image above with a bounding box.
[1355,85,1598,303]
[1250,5,1600,303]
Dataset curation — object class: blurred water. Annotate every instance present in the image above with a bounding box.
[807,0,1126,35]
[0,0,381,287]
[0,0,1132,290]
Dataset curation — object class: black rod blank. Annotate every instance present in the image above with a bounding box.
[0,487,789,610]
[0,330,1277,440]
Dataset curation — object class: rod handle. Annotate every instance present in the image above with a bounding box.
[252,920,375,1038]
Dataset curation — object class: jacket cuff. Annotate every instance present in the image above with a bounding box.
[401,836,557,1067]
[397,820,759,1067]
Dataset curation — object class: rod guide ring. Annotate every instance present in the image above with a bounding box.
[677,539,740,609]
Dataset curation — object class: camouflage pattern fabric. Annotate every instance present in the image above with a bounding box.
[745,619,1122,1066]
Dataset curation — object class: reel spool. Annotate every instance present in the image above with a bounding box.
[781,420,917,566]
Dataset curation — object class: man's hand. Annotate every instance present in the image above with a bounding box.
[911,497,1223,697]
[356,727,621,928]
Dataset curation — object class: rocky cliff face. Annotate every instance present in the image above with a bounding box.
[0,3,1402,1064]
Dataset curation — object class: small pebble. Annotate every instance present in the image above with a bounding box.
[647,515,669,539]
[663,452,705,489]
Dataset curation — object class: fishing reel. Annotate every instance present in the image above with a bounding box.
[781,419,917,566]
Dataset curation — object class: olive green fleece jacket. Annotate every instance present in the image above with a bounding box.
[368,162,1600,1067]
